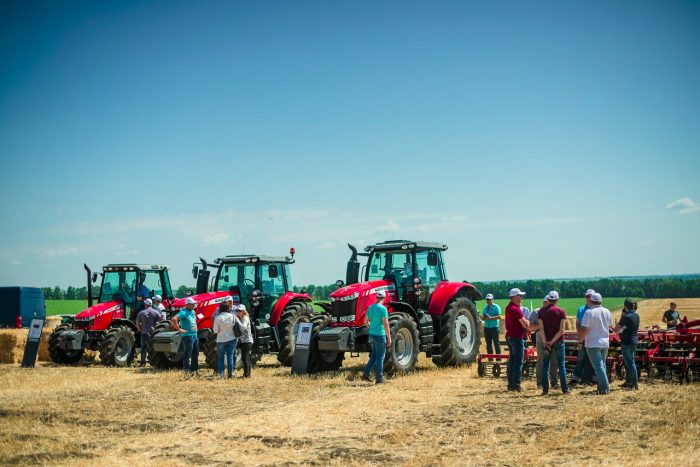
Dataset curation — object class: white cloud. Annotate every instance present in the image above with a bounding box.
[377,220,400,232]
[8,260,20,266]
[201,233,231,245]
[319,241,336,249]
[665,197,700,215]
[40,246,89,258]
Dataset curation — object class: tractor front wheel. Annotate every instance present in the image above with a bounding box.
[277,301,315,366]
[383,313,420,378]
[432,297,481,367]
[100,326,136,367]
[307,314,344,373]
[48,324,84,364]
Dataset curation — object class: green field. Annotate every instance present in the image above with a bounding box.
[45,300,86,316]
[487,297,636,316]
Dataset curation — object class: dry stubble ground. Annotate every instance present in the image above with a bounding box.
[0,299,698,466]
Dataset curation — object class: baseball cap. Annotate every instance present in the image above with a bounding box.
[485,293,494,300]
[376,290,386,298]
[508,288,526,297]
[546,291,560,301]
[585,289,595,297]
[144,298,152,306]
[185,297,196,305]
[590,292,603,303]
[237,304,247,312]
[152,295,162,302]
[225,296,234,302]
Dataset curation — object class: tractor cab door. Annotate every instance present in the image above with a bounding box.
[256,263,286,323]
[414,249,446,312]
[367,251,413,302]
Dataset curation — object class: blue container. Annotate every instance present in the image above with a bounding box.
[0,287,46,328]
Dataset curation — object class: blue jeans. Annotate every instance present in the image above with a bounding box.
[586,347,609,393]
[364,334,387,382]
[572,342,595,384]
[140,332,150,365]
[621,343,638,386]
[506,337,524,389]
[541,340,569,393]
[217,339,237,377]
[182,335,199,372]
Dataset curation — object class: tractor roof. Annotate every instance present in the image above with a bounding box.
[217,254,293,265]
[103,264,168,272]
[364,240,448,253]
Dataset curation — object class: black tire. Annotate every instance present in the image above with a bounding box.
[276,301,315,366]
[199,329,217,370]
[493,363,502,378]
[307,314,345,373]
[477,362,485,377]
[432,297,481,367]
[383,313,420,378]
[48,324,84,364]
[148,321,183,369]
[99,326,136,367]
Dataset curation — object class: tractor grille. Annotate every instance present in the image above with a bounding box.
[330,299,357,325]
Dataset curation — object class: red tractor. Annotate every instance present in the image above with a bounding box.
[149,250,315,369]
[48,263,174,366]
[309,240,483,376]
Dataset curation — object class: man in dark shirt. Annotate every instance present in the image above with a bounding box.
[505,288,529,392]
[616,298,640,389]
[537,291,569,395]
[662,302,680,329]
[136,299,162,367]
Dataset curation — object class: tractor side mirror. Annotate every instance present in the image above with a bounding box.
[192,266,199,279]
[427,252,439,267]
[92,273,98,283]
[268,265,279,278]
[335,279,344,288]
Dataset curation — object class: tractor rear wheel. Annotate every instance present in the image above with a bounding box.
[277,301,315,366]
[148,321,183,369]
[307,314,345,373]
[199,329,217,370]
[432,297,481,367]
[100,326,136,367]
[383,313,420,378]
[48,324,84,364]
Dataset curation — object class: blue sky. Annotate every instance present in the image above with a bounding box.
[1,0,699,289]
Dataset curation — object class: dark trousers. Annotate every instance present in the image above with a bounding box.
[506,337,524,389]
[182,336,199,372]
[573,342,595,384]
[241,342,252,377]
[484,327,501,356]
[140,333,150,365]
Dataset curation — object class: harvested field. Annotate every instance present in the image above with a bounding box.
[1,353,698,466]
[635,298,700,328]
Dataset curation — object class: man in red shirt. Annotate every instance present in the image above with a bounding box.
[505,288,529,392]
[537,290,570,395]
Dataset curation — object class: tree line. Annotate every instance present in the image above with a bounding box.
[42,277,700,301]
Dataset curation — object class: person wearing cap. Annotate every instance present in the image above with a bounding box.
[136,274,150,313]
[537,291,569,395]
[505,288,529,392]
[615,298,640,390]
[481,294,502,359]
[213,298,237,379]
[571,289,596,386]
[579,292,614,394]
[172,297,200,374]
[233,304,253,377]
[362,290,392,384]
[135,298,162,367]
[152,295,166,320]
[662,302,680,329]
[529,297,559,390]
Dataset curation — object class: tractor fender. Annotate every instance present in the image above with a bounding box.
[269,292,312,326]
[387,301,419,322]
[427,281,483,316]
[109,319,139,335]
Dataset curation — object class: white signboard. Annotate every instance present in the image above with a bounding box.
[28,319,44,341]
[296,322,313,347]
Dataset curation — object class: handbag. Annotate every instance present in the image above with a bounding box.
[233,319,242,338]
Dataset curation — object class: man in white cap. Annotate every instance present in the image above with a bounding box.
[362,290,392,384]
[481,294,502,359]
[537,291,569,395]
[152,295,166,320]
[135,298,162,367]
[505,288,529,392]
[580,292,614,394]
[530,296,559,390]
[571,289,596,386]
[172,297,199,374]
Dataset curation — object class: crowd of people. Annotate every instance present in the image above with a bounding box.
[482,289,643,395]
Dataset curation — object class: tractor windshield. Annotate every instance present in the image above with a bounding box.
[367,251,414,285]
[99,271,137,304]
[216,264,256,296]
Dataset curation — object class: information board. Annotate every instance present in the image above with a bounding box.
[21,319,45,368]
[291,322,314,375]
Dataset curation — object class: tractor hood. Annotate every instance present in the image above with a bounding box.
[171,291,238,309]
[330,280,397,301]
[74,300,123,320]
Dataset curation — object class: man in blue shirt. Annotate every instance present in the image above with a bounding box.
[172,297,199,374]
[361,290,392,384]
[571,289,595,386]
[481,294,502,359]
[136,274,150,312]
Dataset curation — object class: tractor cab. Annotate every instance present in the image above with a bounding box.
[93,264,173,319]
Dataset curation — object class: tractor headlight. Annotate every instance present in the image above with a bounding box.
[339,292,359,302]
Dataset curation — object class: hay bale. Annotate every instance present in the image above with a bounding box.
[564,316,577,331]
[0,330,24,364]
[44,316,63,331]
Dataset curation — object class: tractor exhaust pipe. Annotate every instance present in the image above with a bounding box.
[195,257,211,295]
[346,244,360,286]
[84,263,93,308]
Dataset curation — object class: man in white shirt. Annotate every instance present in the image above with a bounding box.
[579,292,614,394]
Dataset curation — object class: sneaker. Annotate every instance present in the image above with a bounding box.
[541,390,549,396]
[513,386,523,392]
[562,390,571,395]
[361,375,372,383]
[375,379,386,385]
[596,390,610,395]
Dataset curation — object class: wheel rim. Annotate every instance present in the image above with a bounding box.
[394,327,414,367]
[453,313,474,356]
[114,336,130,363]
[319,350,339,364]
